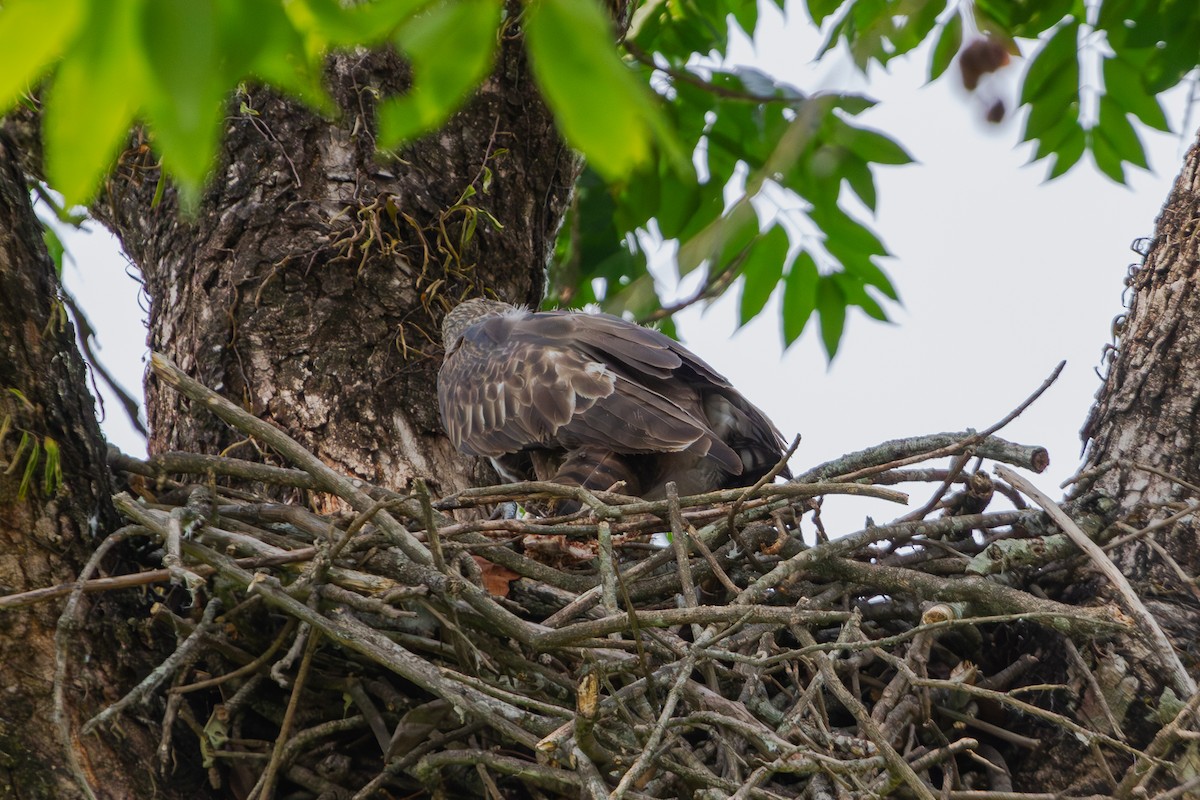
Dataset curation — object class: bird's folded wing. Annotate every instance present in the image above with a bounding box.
[438,312,724,461]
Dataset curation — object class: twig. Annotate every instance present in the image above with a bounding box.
[798,434,1050,484]
[996,465,1196,698]
[1115,684,1200,798]
[795,628,937,800]
[834,364,1062,484]
[82,599,222,735]
[734,511,1037,607]
[54,528,140,800]
[611,652,697,798]
[252,627,322,800]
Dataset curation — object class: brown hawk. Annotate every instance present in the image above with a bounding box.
[438,299,791,505]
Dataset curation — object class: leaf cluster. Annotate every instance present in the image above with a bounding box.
[2,0,1197,356]
[0,0,666,209]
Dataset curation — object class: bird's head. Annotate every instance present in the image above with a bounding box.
[441,298,517,352]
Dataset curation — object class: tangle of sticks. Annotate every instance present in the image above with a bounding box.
[12,354,1198,799]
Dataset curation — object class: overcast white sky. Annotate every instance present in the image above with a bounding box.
[55,2,1196,534]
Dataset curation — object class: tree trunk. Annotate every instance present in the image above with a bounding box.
[0,19,577,799]
[93,41,578,499]
[1080,128,1200,670]
[0,136,184,798]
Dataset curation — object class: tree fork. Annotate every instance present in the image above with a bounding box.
[95,38,580,499]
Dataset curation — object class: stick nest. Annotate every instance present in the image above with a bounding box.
[40,357,1192,800]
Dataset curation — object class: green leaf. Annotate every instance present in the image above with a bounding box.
[377,0,502,147]
[730,0,759,36]
[1096,94,1148,170]
[806,0,847,25]
[839,124,913,165]
[42,223,67,277]
[1020,20,1079,105]
[891,0,945,60]
[42,436,61,495]
[842,252,896,299]
[678,200,758,276]
[43,2,146,205]
[814,12,849,60]
[526,0,663,180]
[832,271,888,321]
[1089,130,1126,185]
[848,0,890,69]
[286,0,431,46]
[1021,72,1079,143]
[715,205,763,271]
[0,0,86,112]
[929,13,962,82]
[1004,0,1079,37]
[816,276,846,359]
[1103,53,1170,132]
[649,167,701,240]
[781,251,818,346]
[1046,125,1085,179]
[217,0,329,109]
[840,155,877,211]
[737,225,790,328]
[1031,112,1083,166]
[140,0,225,200]
[603,272,661,319]
[974,0,1012,28]
[813,204,886,257]
[1147,26,1200,93]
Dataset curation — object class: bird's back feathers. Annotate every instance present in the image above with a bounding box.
[438,299,790,499]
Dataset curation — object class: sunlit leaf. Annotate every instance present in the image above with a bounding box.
[286,0,430,47]
[217,0,329,109]
[0,0,86,112]
[43,1,146,205]
[141,0,224,201]
[377,0,501,146]
[526,0,664,179]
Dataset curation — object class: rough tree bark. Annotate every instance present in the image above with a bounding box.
[1081,128,1200,669]
[0,136,181,798]
[92,37,579,500]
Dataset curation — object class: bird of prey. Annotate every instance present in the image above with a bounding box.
[438,298,790,506]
